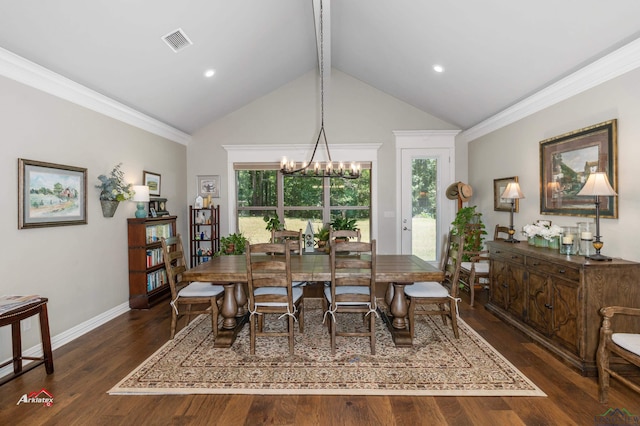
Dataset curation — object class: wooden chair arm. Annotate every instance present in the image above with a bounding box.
[600,306,640,319]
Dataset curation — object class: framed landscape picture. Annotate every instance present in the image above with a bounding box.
[494,176,519,212]
[143,171,161,196]
[197,175,220,198]
[18,158,87,229]
[539,119,617,218]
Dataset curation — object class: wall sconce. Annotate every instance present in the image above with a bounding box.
[501,182,525,243]
[576,172,617,261]
[131,185,150,218]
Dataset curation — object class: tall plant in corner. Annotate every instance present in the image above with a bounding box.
[451,206,486,261]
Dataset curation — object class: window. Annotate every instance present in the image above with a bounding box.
[235,164,371,244]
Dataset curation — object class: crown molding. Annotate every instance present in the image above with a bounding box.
[0,47,191,146]
[459,37,640,144]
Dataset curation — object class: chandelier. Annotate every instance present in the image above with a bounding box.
[280,0,360,179]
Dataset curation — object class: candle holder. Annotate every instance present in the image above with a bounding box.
[562,243,573,258]
[560,226,578,255]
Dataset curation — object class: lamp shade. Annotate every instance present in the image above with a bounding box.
[501,182,525,199]
[131,185,150,202]
[576,172,617,196]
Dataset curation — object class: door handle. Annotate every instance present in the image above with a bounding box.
[403,226,411,231]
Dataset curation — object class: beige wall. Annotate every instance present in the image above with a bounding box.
[467,67,640,261]
[188,69,459,253]
[0,75,187,361]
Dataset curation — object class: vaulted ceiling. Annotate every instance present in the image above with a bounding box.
[1,0,640,136]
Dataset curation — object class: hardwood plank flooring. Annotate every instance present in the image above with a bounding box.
[1,290,639,425]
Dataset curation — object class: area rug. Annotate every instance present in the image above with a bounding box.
[109,301,545,396]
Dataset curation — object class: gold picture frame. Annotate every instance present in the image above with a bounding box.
[539,119,617,218]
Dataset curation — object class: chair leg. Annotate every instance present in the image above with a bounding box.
[597,342,611,403]
[449,299,459,339]
[469,269,476,307]
[250,314,256,355]
[210,298,218,339]
[185,305,192,326]
[289,315,295,355]
[439,303,447,325]
[330,316,337,356]
[408,298,416,339]
[170,309,178,339]
[298,301,304,333]
[369,313,376,355]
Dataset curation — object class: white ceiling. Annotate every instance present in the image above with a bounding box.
[1,0,640,135]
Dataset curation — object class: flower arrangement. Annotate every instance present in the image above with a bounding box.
[96,163,134,201]
[522,220,562,240]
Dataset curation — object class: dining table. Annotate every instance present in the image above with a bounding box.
[182,253,443,348]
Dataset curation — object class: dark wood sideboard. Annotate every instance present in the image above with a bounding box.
[486,240,640,376]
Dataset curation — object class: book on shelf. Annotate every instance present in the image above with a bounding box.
[0,295,42,315]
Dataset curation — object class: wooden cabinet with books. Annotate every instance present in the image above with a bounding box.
[127,216,177,309]
[189,205,220,267]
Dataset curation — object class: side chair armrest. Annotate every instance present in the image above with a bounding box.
[600,306,640,319]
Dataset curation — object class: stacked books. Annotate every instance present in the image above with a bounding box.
[0,295,42,315]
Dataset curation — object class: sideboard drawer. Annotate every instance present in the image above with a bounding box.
[489,247,524,265]
[526,257,580,282]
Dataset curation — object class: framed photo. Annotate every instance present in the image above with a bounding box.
[18,158,87,229]
[197,175,220,198]
[494,176,519,212]
[539,119,617,218]
[150,207,157,218]
[143,171,161,196]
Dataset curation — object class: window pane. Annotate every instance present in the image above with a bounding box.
[284,210,323,234]
[238,210,272,243]
[412,158,437,261]
[329,169,371,206]
[330,209,370,242]
[284,176,323,206]
[236,170,277,207]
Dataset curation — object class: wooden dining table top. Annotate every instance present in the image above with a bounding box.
[183,254,443,284]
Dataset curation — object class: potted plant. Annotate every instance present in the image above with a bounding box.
[450,206,486,261]
[217,233,248,256]
[314,224,330,249]
[95,163,134,217]
[330,217,358,232]
[263,214,284,232]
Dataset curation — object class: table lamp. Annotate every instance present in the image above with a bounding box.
[576,172,617,261]
[131,185,150,218]
[501,182,525,243]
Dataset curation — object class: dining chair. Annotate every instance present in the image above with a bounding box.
[161,235,224,339]
[323,239,377,355]
[597,306,640,403]
[271,229,305,287]
[494,224,511,241]
[245,241,304,355]
[459,223,490,307]
[271,229,303,254]
[329,228,361,243]
[405,233,464,339]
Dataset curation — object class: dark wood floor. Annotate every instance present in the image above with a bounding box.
[2,290,640,426]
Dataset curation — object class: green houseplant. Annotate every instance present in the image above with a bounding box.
[263,214,284,232]
[451,206,486,261]
[95,163,134,217]
[314,224,331,249]
[330,217,358,232]
[217,233,248,256]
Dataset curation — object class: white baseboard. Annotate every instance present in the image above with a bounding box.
[0,301,130,380]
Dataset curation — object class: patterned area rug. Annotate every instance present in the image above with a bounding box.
[109,301,545,396]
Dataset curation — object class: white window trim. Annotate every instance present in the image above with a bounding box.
[223,143,381,238]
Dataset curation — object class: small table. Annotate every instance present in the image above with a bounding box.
[0,298,54,385]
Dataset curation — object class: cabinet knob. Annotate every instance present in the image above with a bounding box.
[559,269,566,274]
[511,256,519,259]
[502,283,508,288]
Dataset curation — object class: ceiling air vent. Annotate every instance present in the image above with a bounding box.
[162,28,193,52]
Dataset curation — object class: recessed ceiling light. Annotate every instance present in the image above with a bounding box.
[204,69,215,78]
[433,65,444,73]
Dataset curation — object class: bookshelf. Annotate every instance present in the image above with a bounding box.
[127,216,177,309]
[189,205,220,267]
